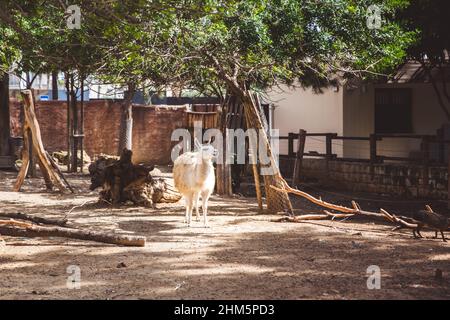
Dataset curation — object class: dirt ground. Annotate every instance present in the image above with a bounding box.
[0,168,449,300]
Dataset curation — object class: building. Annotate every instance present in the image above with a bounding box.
[269,62,450,162]
[268,62,450,199]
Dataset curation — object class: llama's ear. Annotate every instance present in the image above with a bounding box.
[194,138,202,150]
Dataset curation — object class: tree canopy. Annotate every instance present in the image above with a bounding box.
[0,0,415,95]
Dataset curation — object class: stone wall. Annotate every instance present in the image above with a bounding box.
[9,99,187,164]
[280,157,448,199]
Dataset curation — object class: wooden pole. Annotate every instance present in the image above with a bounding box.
[422,136,430,188]
[80,76,84,173]
[292,129,306,186]
[241,95,263,210]
[65,74,71,172]
[244,91,293,213]
[369,134,377,178]
[70,74,78,172]
[14,127,30,191]
[448,147,450,210]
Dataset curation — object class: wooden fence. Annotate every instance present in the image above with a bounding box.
[278,130,450,198]
[279,131,450,166]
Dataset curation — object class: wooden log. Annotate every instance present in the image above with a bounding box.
[0,212,68,227]
[244,92,293,214]
[45,151,74,193]
[14,90,67,193]
[0,223,146,247]
[13,126,30,191]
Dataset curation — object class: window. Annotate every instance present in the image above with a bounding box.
[375,88,412,134]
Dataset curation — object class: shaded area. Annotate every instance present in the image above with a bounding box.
[0,171,449,299]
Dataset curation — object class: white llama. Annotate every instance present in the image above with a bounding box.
[173,139,218,227]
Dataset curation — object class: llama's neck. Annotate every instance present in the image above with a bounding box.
[196,154,213,181]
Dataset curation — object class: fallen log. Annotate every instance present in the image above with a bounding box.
[0,222,146,247]
[0,212,68,227]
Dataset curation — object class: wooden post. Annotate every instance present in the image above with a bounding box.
[325,133,333,160]
[14,90,68,193]
[79,76,85,173]
[288,132,295,158]
[422,136,430,187]
[26,130,36,178]
[65,75,71,172]
[292,129,306,186]
[70,74,78,172]
[244,91,293,214]
[369,134,377,178]
[27,90,36,178]
[448,147,450,210]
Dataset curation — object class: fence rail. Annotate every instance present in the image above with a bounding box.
[277,131,450,166]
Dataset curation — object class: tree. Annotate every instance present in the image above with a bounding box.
[400,0,450,120]
[0,7,20,157]
[160,0,414,209]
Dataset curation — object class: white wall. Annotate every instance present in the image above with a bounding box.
[267,85,344,157]
[343,82,450,160]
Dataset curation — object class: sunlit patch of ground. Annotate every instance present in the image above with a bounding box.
[0,169,449,299]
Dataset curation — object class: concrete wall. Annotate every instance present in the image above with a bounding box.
[268,85,344,157]
[342,82,450,160]
[9,99,186,165]
[280,157,448,199]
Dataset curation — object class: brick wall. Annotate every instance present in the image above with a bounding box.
[280,157,448,199]
[9,99,186,165]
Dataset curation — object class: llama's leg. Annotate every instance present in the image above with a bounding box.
[194,191,200,222]
[441,231,447,242]
[184,194,193,226]
[201,190,212,227]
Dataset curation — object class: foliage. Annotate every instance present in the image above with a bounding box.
[0,0,415,94]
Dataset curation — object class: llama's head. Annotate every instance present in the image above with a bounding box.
[194,138,218,161]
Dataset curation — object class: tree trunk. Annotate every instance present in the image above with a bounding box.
[215,96,233,196]
[79,76,84,172]
[51,70,58,100]
[422,62,450,121]
[65,74,71,172]
[118,83,135,153]
[70,75,78,172]
[240,90,293,214]
[0,73,10,157]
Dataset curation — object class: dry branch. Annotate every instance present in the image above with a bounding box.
[0,212,68,227]
[271,179,356,213]
[268,178,439,237]
[0,223,146,247]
